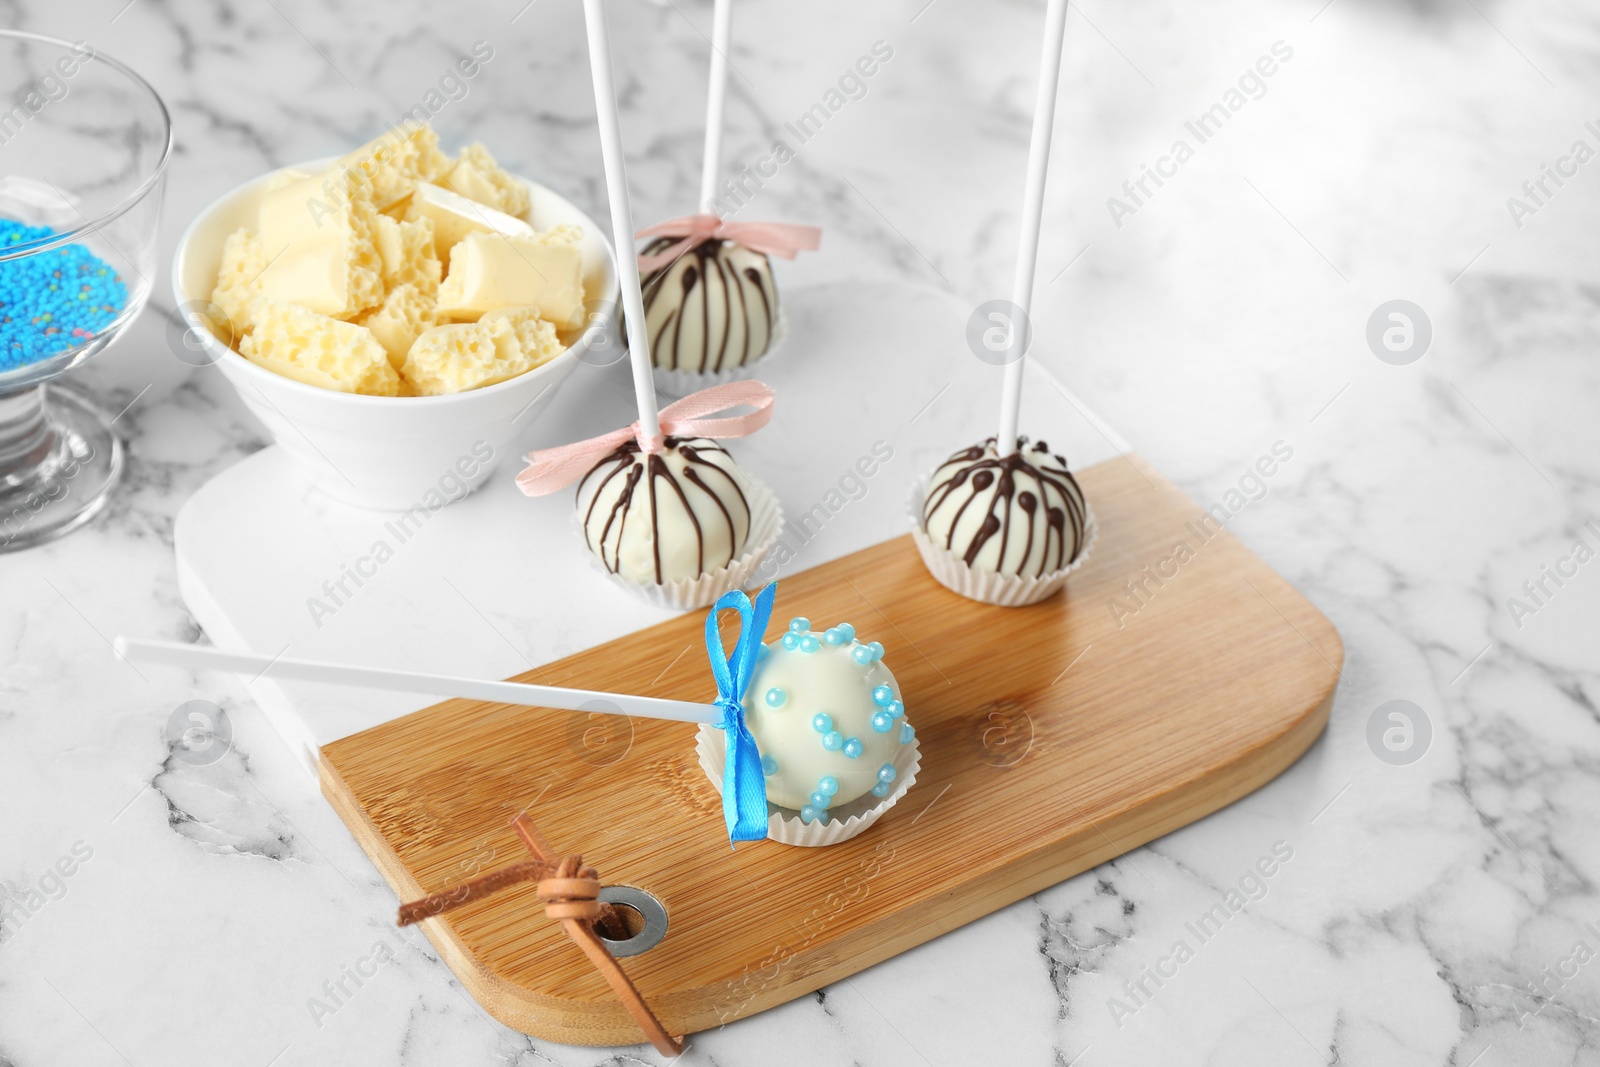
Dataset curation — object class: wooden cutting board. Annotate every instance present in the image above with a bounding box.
[319,454,1341,1047]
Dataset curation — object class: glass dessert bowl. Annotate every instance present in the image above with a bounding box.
[0,30,171,550]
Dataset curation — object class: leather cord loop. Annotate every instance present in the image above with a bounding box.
[397,817,683,1056]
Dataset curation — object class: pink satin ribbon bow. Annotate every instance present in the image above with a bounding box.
[515,380,776,497]
[635,214,821,274]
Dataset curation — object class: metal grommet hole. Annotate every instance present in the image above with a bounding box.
[597,885,667,957]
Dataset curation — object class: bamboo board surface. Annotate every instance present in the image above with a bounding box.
[319,454,1341,1046]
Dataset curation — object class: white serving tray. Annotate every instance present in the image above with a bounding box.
[174,281,1128,777]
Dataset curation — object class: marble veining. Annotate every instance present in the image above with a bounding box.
[2,0,1599,1064]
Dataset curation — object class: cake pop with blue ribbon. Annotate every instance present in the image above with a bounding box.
[705,584,916,841]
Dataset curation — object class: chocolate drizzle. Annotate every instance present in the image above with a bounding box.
[638,238,777,372]
[577,436,753,584]
[921,437,1089,578]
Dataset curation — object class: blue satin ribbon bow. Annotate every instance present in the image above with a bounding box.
[706,581,778,845]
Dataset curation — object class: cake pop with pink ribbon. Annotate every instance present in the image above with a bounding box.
[632,0,819,383]
[523,0,782,608]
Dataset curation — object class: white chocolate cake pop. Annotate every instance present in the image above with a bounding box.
[577,436,754,585]
[744,616,915,823]
[922,436,1089,579]
[639,239,777,373]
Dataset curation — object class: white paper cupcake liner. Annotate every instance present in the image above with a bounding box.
[650,309,788,399]
[695,724,922,847]
[907,473,1098,607]
[570,473,784,611]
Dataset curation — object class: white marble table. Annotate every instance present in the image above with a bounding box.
[4,0,1599,1064]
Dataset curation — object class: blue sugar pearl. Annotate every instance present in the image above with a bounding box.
[817,775,839,796]
[900,722,915,744]
[872,684,894,707]
[812,712,833,734]
[871,781,892,798]
[810,791,831,809]
[887,700,904,719]
[823,730,844,751]
[789,616,810,633]
[800,804,821,824]
[843,738,863,759]
[764,687,787,708]
[781,632,801,651]
[868,642,885,661]
[877,763,897,784]
[761,754,779,776]
[851,645,874,666]
[800,635,820,654]
[871,711,894,733]
[823,628,845,646]
[837,623,856,641]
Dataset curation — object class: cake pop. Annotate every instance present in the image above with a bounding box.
[922,436,1089,579]
[524,3,782,608]
[629,0,817,384]
[744,616,913,821]
[577,434,755,585]
[637,238,777,373]
[915,0,1093,604]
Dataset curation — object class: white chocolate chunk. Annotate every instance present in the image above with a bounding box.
[256,169,383,318]
[405,181,533,261]
[209,228,266,338]
[437,232,585,328]
[356,283,442,369]
[441,142,530,218]
[400,318,542,395]
[374,215,441,298]
[338,124,451,210]
[479,305,562,371]
[242,301,401,396]
[538,223,583,248]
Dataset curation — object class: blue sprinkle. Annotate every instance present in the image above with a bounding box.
[877,762,897,784]
[0,221,129,371]
[871,781,892,798]
[809,790,831,809]
[823,628,845,646]
[851,645,874,666]
[887,700,904,719]
[812,712,833,734]
[837,623,856,641]
[788,616,810,633]
[900,721,915,744]
[871,711,894,733]
[872,684,894,707]
[800,804,822,824]
[843,737,863,759]
[822,730,843,751]
[800,634,820,653]
[868,641,885,661]
[764,687,787,708]
[781,632,800,651]
[761,754,778,776]
[817,775,839,796]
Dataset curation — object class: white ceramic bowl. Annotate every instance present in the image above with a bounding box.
[171,159,618,510]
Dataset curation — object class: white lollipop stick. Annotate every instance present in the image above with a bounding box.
[583,0,662,446]
[699,0,733,212]
[114,637,719,725]
[997,0,1070,457]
